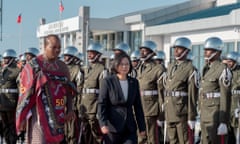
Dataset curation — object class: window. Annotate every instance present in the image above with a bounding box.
[222,42,234,57]
[192,44,204,72]
[116,32,124,43]
[102,34,107,51]
[237,41,240,52]
[129,31,142,52]
[169,47,174,63]
[109,33,115,50]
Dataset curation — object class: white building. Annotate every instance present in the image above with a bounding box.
[36,0,240,70]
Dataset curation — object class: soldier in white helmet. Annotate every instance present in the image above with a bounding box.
[129,50,140,78]
[113,42,130,57]
[137,40,166,144]
[63,46,83,144]
[24,47,40,62]
[164,37,199,144]
[80,42,108,144]
[0,49,20,144]
[199,37,232,144]
[222,51,240,143]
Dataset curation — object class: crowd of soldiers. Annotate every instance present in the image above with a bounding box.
[0,35,239,144]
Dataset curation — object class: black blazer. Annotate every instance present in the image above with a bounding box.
[97,74,146,133]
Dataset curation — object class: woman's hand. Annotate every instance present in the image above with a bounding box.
[64,110,76,122]
[101,126,109,134]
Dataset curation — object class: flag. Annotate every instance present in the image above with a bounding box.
[59,1,64,13]
[17,14,22,24]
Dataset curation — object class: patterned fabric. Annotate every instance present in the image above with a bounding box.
[16,55,71,143]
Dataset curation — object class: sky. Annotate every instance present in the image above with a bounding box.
[0,0,188,55]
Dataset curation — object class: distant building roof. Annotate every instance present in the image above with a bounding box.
[159,3,240,25]
[109,5,168,19]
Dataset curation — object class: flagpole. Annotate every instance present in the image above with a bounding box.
[59,1,64,53]
[18,19,22,55]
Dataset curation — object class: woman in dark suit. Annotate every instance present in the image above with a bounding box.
[97,53,146,144]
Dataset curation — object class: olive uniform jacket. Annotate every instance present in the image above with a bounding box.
[137,60,165,118]
[230,65,240,127]
[0,62,20,111]
[80,62,106,116]
[67,64,84,110]
[199,60,232,123]
[164,60,199,122]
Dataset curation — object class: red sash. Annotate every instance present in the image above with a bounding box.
[16,55,68,143]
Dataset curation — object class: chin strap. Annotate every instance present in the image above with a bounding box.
[88,53,101,63]
[175,49,188,60]
[64,57,74,65]
[3,58,15,68]
[204,51,218,63]
[140,52,155,62]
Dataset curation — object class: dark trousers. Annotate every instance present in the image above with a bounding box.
[104,126,137,144]
[64,112,80,144]
[81,115,102,144]
[0,111,17,144]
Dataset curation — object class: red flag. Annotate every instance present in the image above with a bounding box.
[17,14,22,24]
[59,1,64,13]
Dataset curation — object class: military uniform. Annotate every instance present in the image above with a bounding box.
[0,61,20,144]
[164,60,199,144]
[65,63,84,144]
[137,60,165,144]
[80,62,106,144]
[229,65,240,143]
[230,65,240,143]
[199,60,232,144]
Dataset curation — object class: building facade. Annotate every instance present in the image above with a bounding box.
[36,0,240,71]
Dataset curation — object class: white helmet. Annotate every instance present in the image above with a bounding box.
[2,49,17,58]
[64,46,78,57]
[204,37,223,51]
[130,50,140,61]
[87,43,103,54]
[173,37,191,50]
[223,51,239,62]
[25,47,40,56]
[153,51,165,60]
[139,40,157,52]
[114,43,130,54]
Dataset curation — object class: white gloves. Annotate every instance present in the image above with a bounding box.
[217,123,228,135]
[187,120,195,130]
[161,104,164,112]
[235,108,240,118]
[157,120,164,127]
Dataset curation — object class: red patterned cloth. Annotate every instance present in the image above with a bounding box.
[16,55,71,143]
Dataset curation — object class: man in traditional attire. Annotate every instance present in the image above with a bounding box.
[16,34,76,144]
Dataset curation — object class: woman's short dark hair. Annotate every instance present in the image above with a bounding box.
[111,53,133,74]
